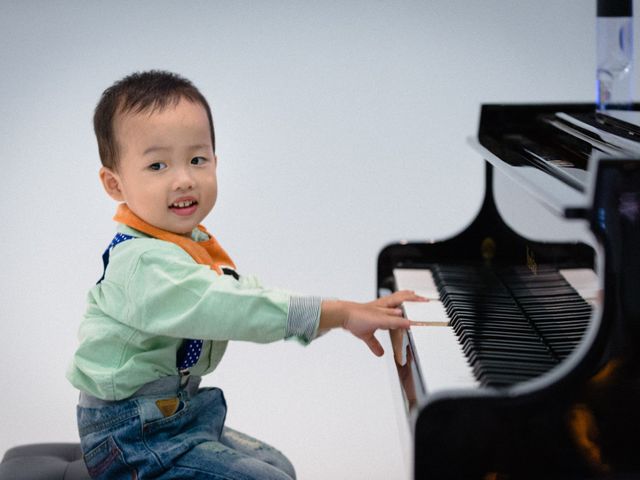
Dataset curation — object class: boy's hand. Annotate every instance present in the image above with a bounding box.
[319,290,427,356]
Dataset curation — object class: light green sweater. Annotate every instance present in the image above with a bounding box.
[67,225,321,401]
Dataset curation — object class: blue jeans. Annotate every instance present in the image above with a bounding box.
[77,376,296,480]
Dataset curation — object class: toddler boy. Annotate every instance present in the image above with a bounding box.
[67,70,421,479]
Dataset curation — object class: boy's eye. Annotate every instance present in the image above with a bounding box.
[191,156,207,165]
[149,162,167,171]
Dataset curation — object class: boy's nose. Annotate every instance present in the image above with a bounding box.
[173,168,195,190]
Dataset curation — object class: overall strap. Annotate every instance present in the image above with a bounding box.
[97,233,135,284]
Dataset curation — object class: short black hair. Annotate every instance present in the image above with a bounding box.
[93,70,215,169]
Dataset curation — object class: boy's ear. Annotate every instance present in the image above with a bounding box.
[99,167,125,202]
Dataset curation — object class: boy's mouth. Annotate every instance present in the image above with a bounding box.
[169,199,198,216]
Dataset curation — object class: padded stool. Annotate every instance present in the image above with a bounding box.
[0,443,90,479]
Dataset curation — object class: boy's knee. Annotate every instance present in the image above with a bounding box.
[247,444,296,479]
[270,453,296,480]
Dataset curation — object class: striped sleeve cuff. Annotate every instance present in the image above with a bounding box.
[286,296,322,344]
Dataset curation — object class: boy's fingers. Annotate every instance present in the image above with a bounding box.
[378,290,428,307]
[381,316,411,330]
[364,335,384,357]
[401,292,429,303]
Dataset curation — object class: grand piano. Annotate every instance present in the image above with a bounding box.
[378,103,640,479]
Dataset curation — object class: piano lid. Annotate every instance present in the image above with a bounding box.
[469,137,588,218]
[471,103,640,220]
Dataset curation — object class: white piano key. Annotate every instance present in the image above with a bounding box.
[393,268,440,299]
[395,269,479,391]
[394,267,479,393]
[402,300,449,326]
[559,268,600,303]
[410,325,480,392]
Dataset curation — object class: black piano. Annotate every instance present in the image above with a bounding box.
[378,103,640,479]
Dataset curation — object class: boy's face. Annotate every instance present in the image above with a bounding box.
[100,98,217,235]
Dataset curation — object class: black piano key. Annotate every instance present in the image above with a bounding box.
[453,324,535,337]
[461,340,552,358]
[476,359,555,376]
[468,350,557,365]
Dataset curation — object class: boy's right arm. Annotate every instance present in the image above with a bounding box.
[319,290,425,357]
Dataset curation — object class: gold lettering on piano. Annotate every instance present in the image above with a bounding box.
[481,237,496,261]
[526,245,538,275]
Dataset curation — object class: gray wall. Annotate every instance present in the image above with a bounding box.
[1,1,636,478]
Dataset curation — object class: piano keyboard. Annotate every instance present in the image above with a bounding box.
[394,265,600,393]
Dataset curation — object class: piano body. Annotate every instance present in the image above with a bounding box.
[379,103,640,479]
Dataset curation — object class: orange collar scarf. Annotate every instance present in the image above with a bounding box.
[113,203,236,275]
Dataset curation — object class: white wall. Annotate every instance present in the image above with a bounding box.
[1,1,637,478]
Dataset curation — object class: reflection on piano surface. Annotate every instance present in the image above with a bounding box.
[378,104,640,479]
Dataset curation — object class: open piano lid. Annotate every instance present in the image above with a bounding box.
[471,103,640,218]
